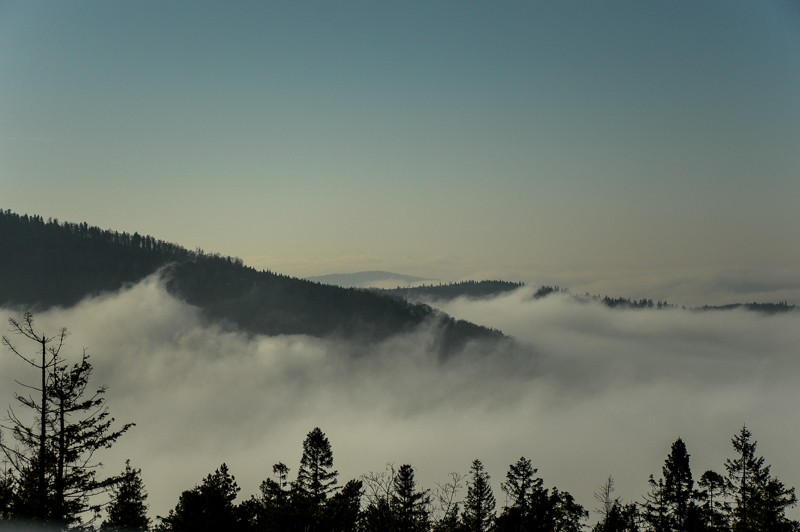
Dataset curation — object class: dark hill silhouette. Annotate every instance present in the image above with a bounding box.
[0,210,503,352]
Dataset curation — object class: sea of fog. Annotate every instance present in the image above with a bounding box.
[1,277,799,523]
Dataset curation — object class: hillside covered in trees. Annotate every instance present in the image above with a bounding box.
[0,210,502,351]
[376,281,525,302]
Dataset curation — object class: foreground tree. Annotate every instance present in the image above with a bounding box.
[593,499,640,532]
[0,313,64,521]
[295,427,338,506]
[48,352,134,524]
[462,459,495,532]
[391,464,431,531]
[724,426,798,531]
[321,478,362,531]
[698,470,727,530]
[101,459,150,532]
[157,463,243,532]
[1,313,133,527]
[245,462,294,530]
[661,438,702,530]
[495,456,587,531]
[0,458,13,520]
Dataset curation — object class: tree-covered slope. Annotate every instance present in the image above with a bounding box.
[0,210,503,349]
[377,280,525,302]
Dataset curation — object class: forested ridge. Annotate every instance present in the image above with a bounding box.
[0,210,502,350]
[376,281,525,302]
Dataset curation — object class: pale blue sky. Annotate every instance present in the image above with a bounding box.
[2,1,799,302]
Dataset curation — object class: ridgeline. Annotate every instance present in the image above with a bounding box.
[0,210,503,352]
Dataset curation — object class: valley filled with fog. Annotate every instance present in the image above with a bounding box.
[2,277,798,522]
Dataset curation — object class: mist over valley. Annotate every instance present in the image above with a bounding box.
[1,212,798,528]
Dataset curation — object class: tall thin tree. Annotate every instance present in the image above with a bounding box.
[1,312,63,520]
[462,459,495,532]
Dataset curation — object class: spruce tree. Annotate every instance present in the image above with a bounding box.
[1,313,64,522]
[295,427,338,505]
[462,459,495,532]
[101,460,150,532]
[661,438,697,530]
[156,463,242,532]
[641,475,669,532]
[1,314,133,527]
[391,464,431,531]
[724,426,798,531]
[500,456,540,518]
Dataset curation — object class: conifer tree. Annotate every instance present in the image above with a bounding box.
[247,462,293,531]
[1,314,132,527]
[724,426,798,531]
[641,475,669,532]
[661,438,698,530]
[1,313,63,522]
[101,459,150,532]
[698,470,727,530]
[295,427,338,505]
[322,478,363,532]
[0,458,13,520]
[391,464,431,532]
[500,456,540,518]
[156,463,242,532]
[462,459,495,532]
[48,352,134,525]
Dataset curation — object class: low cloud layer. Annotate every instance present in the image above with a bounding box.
[1,279,799,523]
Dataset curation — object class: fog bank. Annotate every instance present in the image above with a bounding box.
[1,279,799,522]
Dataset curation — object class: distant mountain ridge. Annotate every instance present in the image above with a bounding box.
[376,280,525,302]
[0,210,503,352]
[306,271,436,289]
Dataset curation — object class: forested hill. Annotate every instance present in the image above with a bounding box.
[377,280,525,302]
[0,210,503,350]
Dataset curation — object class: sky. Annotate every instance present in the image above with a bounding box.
[3,280,800,524]
[2,0,800,304]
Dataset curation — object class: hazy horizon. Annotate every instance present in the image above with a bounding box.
[3,1,800,307]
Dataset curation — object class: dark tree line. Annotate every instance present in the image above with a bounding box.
[150,429,587,532]
[146,426,798,532]
[378,281,525,302]
[594,431,798,532]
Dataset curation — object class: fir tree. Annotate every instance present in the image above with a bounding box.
[156,463,242,532]
[724,426,798,531]
[101,460,150,532]
[462,459,495,532]
[1,314,133,527]
[295,427,338,505]
[661,438,699,530]
[391,464,431,532]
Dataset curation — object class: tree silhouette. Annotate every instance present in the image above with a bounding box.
[661,438,699,530]
[295,427,338,505]
[0,312,63,522]
[156,463,244,532]
[1,314,132,527]
[391,464,431,531]
[697,470,727,529]
[47,352,134,525]
[724,426,798,531]
[462,459,495,532]
[101,459,150,531]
